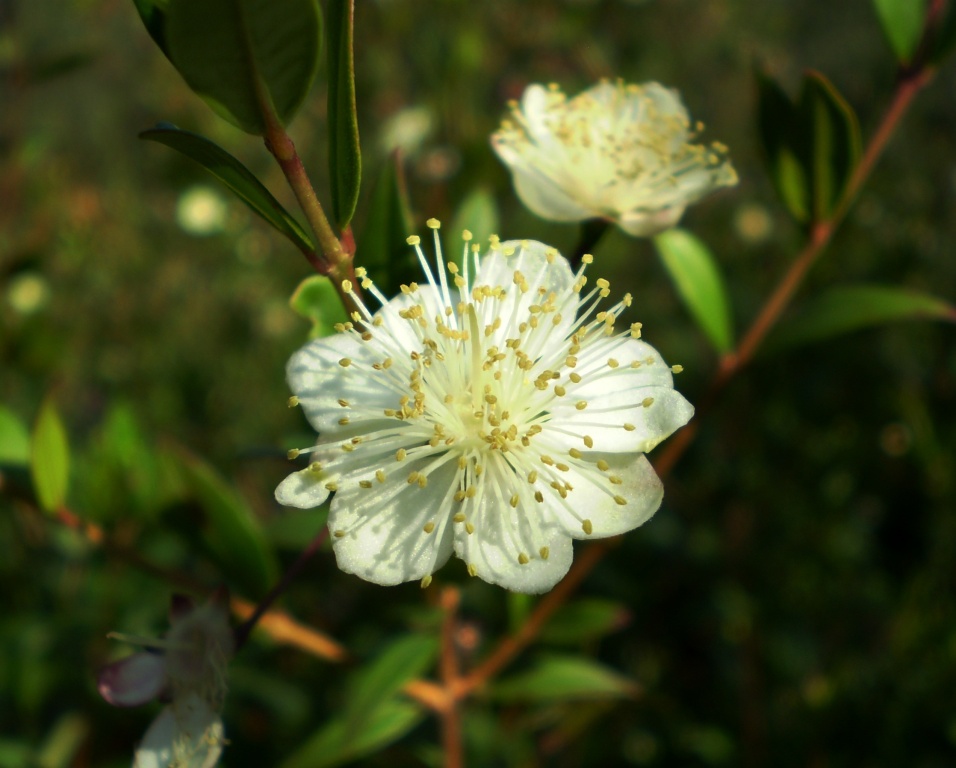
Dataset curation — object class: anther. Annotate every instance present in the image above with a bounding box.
[287,396,300,407]
[539,546,550,560]
[423,521,435,533]
[287,449,300,460]
[582,519,593,535]
[518,553,530,565]
[421,575,432,588]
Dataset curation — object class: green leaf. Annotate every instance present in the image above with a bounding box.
[448,187,499,270]
[801,72,862,222]
[768,284,956,351]
[873,0,927,62]
[491,655,639,703]
[756,70,861,224]
[281,701,425,768]
[654,228,734,354]
[931,1,956,63]
[141,125,314,253]
[131,0,170,56]
[30,400,70,514]
[345,635,438,730]
[175,450,279,598]
[359,156,414,295]
[326,0,361,229]
[0,406,31,465]
[165,0,322,135]
[539,599,630,645]
[289,275,350,338]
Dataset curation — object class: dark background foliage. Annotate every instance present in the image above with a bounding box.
[1,0,954,765]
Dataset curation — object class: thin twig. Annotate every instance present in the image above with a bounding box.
[439,587,465,768]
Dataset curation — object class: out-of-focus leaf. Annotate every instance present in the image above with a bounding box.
[0,406,30,465]
[801,72,861,222]
[448,187,499,269]
[30,400,70,514]
[345,634,438,731]
[141,125,314,253]
[175,451,279,598]
[768,284,956,351]
[165,0,322,135]
[873,0,927,62]
[756,70,861,224]
[360,155,414,294]
[289,275,349,339]
[131,0,170,55]
[654,228,734,354]
[931,1,956,62]
[539,599,631,645]
[327,0,361,229]
[491,655,639,703]
[35,712,88,768]
[280,701,424,768]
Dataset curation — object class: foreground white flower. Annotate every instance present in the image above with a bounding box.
[277,223,694,593]
[98,592,232,768]
[492,80,737,236]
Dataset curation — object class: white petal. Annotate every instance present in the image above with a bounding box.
[618,205,686,237]
[134,694,224,768]
[275,468,332,510]
[455,522,573,594]
[547,453,663,539]
[510,164,595,222]
[328,459,457,585]
[98,653,167,707]
[286,332,397,434]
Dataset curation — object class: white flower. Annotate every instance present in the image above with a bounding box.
[276,222,694,593]
[492,81,737,237]
[98,592,233,768]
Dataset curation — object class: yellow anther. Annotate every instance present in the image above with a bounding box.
[465,522,475,534]
[334,529,346,538]
[556,462,570,472]
[287,449,300,460]
[527,470,538,484]
[534,491,544,503]
[421,575,433,588]
[426,218,440,229]
[582,519,593,535]
[359,480,372,488]
[672,364,684,374]
[423,521,435,533]
[510,494,519,508]
[554,385,566,397]
[583,435,594,449]
[406,235,421,245]
[614,495,627,506]
[623,423,636,431]
[324,481,339,492]
[569,448,582,459]
[337,399,349,407]
[569,372,582,383]
[376,470,386,483]
[406,471,420,484]
[518,553,530,565]
[396,448,407,461]
[608,358,619,368]
[575,401,587,410]
[609,475,623,485]
[287,396,300,407]
[642,397,655,408]
[462,230,473,241]
[597,459,610,471]
[341,279,353,294]
[453,512,466,523]
[339,358,352,367]
[338,417,350,426]
[467,563,478,577]
[539,546,550,560]
[582,254,594,264]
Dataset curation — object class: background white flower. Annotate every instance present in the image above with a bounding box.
[492,80,737,236]
[277,223,694,593]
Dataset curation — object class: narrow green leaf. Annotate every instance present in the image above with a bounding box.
[359,156,414,295]
[800,72,861,221]
[289,275,350,338]
[448,187,499,270]
[491,655,639,703]
[768,284,956,351]
[281,701,424,768]
[345,635,438,730]
[540,599,630,645]
[141,125,314,253]
[0,406,31,465]
[30,400,70,514]
[131,0,170,56]
[327,0,361,229]
[654,228,734,354]
[175,450,279,598]
[873,0,928,62]
[756,70,809,223]
[165,0,322,134]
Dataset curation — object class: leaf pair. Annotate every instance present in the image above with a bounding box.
[757,70,861,225]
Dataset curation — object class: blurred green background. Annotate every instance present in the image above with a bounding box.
[2,0,955,765]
